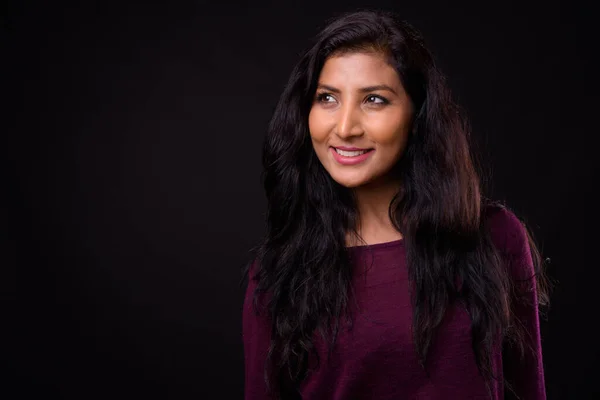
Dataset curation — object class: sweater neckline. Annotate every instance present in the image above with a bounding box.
[346,238,404,251]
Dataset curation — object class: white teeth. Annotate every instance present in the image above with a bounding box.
[335,148,368,157]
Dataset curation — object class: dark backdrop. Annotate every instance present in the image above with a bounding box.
[6,1,596,399]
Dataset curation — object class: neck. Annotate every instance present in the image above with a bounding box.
[347,176,403,246]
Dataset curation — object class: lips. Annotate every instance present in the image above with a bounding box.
[329,147,375,165]
[333,147,372,156]
[333,146,373,151]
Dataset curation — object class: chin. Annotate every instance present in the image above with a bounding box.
[336,181,362,189]
[330,174,372,188]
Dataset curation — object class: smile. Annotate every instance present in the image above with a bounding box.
[335,148,369,156]
[330,147,375,165]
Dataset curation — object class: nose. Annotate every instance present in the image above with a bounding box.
[335,103,363,139]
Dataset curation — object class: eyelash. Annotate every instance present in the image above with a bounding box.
[315,92,389,105]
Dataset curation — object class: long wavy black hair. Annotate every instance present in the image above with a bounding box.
[242,9,550,399]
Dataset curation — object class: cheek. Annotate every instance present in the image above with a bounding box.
[368,114,412,146]
[308,109,329,143]
[369,126,407,147]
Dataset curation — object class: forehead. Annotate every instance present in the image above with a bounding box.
[318,52,401,86]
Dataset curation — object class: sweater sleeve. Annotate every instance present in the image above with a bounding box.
[494,209,547,400]
[242,260,274,400]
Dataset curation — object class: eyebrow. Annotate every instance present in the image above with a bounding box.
[316,83,398,95]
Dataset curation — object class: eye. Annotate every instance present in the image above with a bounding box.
[366,95,388,104]
[316,92,336,103]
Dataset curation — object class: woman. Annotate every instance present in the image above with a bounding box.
[242,9,550,400]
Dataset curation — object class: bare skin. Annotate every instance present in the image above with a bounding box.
[308,51,414,247]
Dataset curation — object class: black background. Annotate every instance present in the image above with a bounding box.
[5,0,596,398]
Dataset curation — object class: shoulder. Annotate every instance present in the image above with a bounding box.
[484,203,529,256]
[483,202,534,280]
[244,257,261,295]
[243,257,270,315]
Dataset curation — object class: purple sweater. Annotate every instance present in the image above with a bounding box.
[243,207,546,399]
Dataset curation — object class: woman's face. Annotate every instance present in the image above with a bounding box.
[308,51,414,188]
